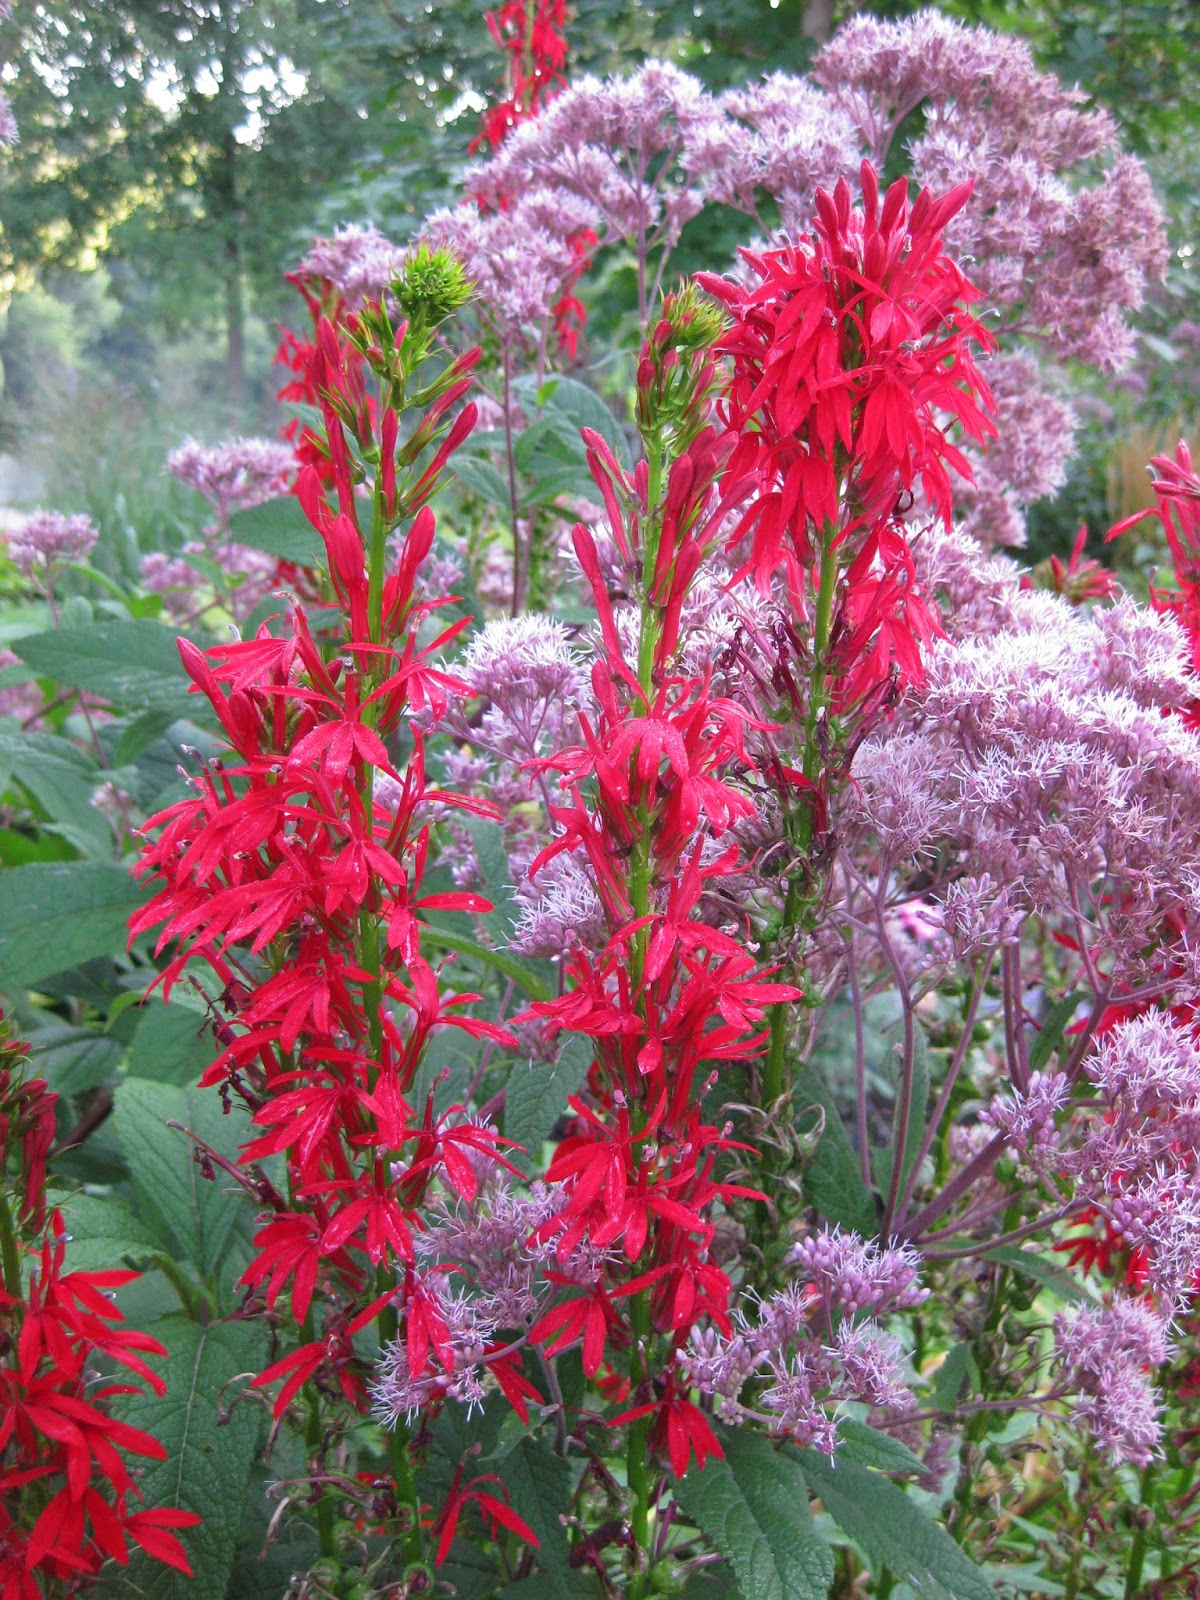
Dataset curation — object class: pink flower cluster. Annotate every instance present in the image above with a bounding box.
[6,510,98,581]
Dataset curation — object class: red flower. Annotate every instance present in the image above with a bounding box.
[430,1466,540,1565]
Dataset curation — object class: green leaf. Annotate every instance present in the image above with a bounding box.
[1027,992,1082,1075]
[499,1435,584,1595]
[504,1036,591,1171]
[932,1343,980,1412]
[111,1316,268,1600]
[420,924,552,1000]
[794,1449,995,1600]
[455,454,512,505]
[112,708,179,765]
[0,728,109,854]
[875,1024,932,1203]
[129,1000,218,1085]
[673,1429,834,1600]
[229,498,323,567]
[113,1077,255,1289]
[537,375,629,463]
[982,1245,1096,1303]
[13,620,196,715]
[794,1065,877,1235]
[30,1023,124,1095]
[59,1190,161,1272]
[0,862,146,990]
[835,1419,924,1476]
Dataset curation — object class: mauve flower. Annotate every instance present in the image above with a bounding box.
[1054,1301,1171,1466]
[421,190,599,340]
[297,223,406,307]
[7,510,99,578]
[0,91,16,149]
[167,437,295,523]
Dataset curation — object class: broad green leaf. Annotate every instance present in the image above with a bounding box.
[537,375,629,463]
[499,1435,584,1595]
[111,1316,268,1600]
[59,1190,161,1272]
[129,999,218,1085]
[112,708,179,764]
[421,924,552,1000]
[794,1065,877,1236]
[229,497,323,567]
[0,826,75,866]
[30,1023,124,1096]
[982,1245,1096,1303]
[505,1036,591,1172]
[794,1449,995,1600]
[455,454,512,506]
[1027,992,1082,1075]
[13,619,196,715]
[0,728,109,855]
[113,1077,255,1289]
[673,1429,834,1600]
[0,862,146,990]
[836,1419,924,1475]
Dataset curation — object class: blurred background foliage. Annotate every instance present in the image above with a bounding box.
[0,0,1197,569]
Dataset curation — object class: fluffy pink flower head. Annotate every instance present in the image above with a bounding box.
[7,510,99,578]
[167,437,295,524]
[297,224,406,308]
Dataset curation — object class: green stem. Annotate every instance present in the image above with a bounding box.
[801,522,841,791]
[762,877,803,1107]
[760,525,840,1117]
[301,1308,338,1560]
[0,1188,22,1301]
[379,1293,424,1565]
[366,488,388,651]
[1124,1459,1157,1599]
[626,1292,654,1599]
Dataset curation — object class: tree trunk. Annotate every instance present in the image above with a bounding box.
[220,128,245,419]
[214,4,246,420]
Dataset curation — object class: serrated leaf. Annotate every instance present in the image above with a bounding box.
[0,728,109,854]
[455,454,512,505]
[499,1435,583,1595]
[129,1000,218,1085]
[504,1036,591,1172]
[13,619,197,716]
[113,1077,255,1291]
[59,1190,161,1272]
[0,862,146,990]
[111,1316,268,1600]
[794,1065,877,1235]
[794,1449,995,1600]
[536,375,629,463]
[439,1540,506,1600]
[673,1429,834,1600]
[30,1023,124,1095]
[1027,992,1082,1076]
[836,1419,924,1475]
[229,498,323,567]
